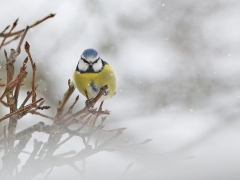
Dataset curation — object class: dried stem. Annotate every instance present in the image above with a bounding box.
[55,79,75,119]
[94,116,107,147]
[5,26,29,150]
[25,41,37,102]
[0,74,23,102]
[29,111,55,121]
[13,57,28,101]
[0,18,18,50]
[16,26,29,55]
[0,13,55,38]
[0,98,44,122]
[68,95,79,113]
[19,91,32,108]
[2,34,21,46]
[1,25,10,34]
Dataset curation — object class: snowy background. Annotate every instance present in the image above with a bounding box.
[0,0,240,179]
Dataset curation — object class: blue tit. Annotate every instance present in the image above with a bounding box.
[73,48,116,103]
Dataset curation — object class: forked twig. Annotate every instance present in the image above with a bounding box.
[0,14,55,38]
[2,34,21,46]
[25,41,37,102]
[0,98,44,122]
[55,79,75,119]
[0,18,18,50]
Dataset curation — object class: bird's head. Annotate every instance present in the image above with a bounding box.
[77,49,103,73]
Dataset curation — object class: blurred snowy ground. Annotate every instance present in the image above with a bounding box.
[0,0,240,179]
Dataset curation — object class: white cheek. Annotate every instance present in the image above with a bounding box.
[78,60,89,71]
[93,60,103,72]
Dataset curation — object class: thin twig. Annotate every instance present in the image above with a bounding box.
[0,18,18,50]
[60,95,79,120]
[68,162,83,175]
[29,111,55,121]
[44,167,54,179]
[2,34,21,46]
[25,41,37,102]
[0,71,26,101]
[61,85,109,124]
[0,98,44,122]
[0,13,55,38]
[55,150,76,157]
[13,57,28,101]
[0,100,10,107]
[55,79,75,119]
[68,95,79,113]
[57,135,74,147]
[1,25,10,34]
[25,139,43,165]
[91,101,105,127]
[122,162,134,175]
[4,27,29,140]
[16,26,29,55]
[3,49,8,60]
[95,116,107,147]
[19,91,33,108]
[0,122,50,147]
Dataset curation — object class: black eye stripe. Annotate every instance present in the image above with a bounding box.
[92,58,100,64]
[81,57,90,64]
[81,57,100,65]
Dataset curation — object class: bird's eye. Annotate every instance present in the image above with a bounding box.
[92,58,100,64]
[81,58,90,64]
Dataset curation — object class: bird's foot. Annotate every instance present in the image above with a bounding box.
[100,86,108,96]
[85,98,94,109]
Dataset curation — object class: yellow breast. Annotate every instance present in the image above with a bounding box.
[73,64,116,101]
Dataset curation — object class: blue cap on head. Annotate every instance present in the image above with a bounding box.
[82,49,98,59]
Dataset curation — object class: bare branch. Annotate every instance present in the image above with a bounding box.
[0,100,9,107]
[0,13,55,38]
[19,91,32,108]
[13,57,28,101]
[25,41,37,102]
[0,98,44,122]
[29,111,55,121]
[16,26,29,55]
[0,71,26,102]
[55,79,75,119]
[1,25,10,34]
[0,18,18,50]
[0,15,153,179]
[2,34,21,46]
[68,95,79,113]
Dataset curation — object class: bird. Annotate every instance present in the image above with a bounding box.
[73,48,116,109]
